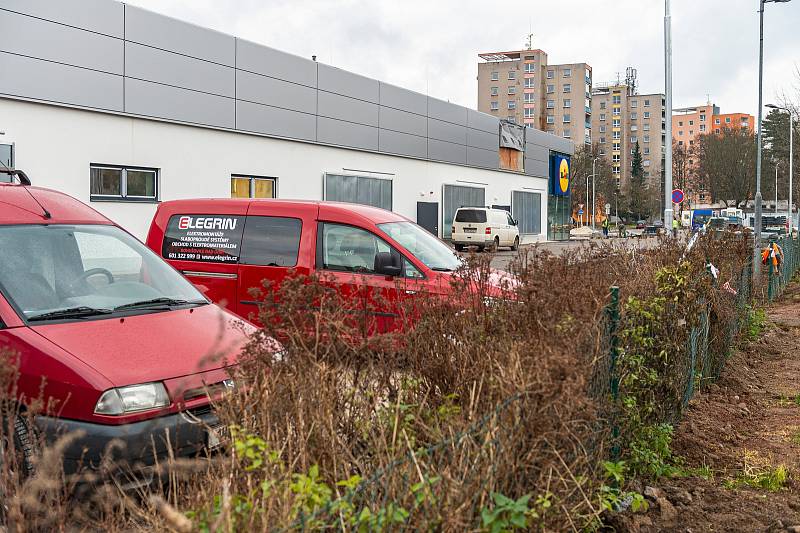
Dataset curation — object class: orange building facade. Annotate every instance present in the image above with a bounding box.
[671,105,754,206]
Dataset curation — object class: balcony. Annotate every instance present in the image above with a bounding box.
[585,106,591,114]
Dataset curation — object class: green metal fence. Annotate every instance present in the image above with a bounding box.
[768,234,800,301]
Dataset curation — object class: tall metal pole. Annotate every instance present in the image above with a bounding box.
[790,111,794,233]
[586,174,589,227]
[592,157,597,229]
[776,164,779,213]
[754,0,766,277]
[664,0,674,230]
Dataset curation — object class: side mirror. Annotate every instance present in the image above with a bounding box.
[374,251,402,277]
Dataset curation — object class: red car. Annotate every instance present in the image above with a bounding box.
[146,199,504,332]
[0,171,255,480]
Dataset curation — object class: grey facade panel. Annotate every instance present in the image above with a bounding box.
[378,129,427,159]
[125,42,234,97]
[124,5,235,67]
[466,128,497,151]
[318,64,379,103]
[428,138,466,165]
[379,106,426,137]
[318,91,379,127]
[467,109,498,134]
[0,0,124,38]
[0,10,123,74]
[525,126,574,156]
[317,117,379,151]
[427,118,467,146]
[524,126,550,146]
[236,100,316,142]
[525,143,549,163]
[427,97,467,126]
[235,39,317,88]
[236,70,316,114]
[125,78,234,128]
[466,147,499,169]
[0,51,122,110]
[379,82,426,115]
[524,158,549,178]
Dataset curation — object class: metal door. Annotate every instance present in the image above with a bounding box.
[416,202,439,236]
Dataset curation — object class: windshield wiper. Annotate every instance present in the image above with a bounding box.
[28,306,113,322]
[114,297,207,311]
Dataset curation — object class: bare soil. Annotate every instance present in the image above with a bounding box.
[614,283,800,533]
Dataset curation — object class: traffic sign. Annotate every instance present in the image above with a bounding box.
[578,209,584,215]
[605,203,611,215]
[672,188,685,204]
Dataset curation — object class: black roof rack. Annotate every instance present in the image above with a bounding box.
[0,169,31,185]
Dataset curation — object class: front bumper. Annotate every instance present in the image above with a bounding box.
[36,406,220,475]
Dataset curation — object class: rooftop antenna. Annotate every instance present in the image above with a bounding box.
[706,93,711,105]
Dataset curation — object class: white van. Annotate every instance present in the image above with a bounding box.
[451,207,520,252]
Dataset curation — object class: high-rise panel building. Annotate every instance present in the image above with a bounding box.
[477,49,592,147]
[591,77,666,192]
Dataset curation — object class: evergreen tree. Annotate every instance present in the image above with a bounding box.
[626,142,647,219]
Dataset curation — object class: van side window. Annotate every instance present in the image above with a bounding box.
[320,223,396,274]
[240,216,302,267]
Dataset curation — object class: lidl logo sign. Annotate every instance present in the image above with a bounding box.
[550,154,571,197]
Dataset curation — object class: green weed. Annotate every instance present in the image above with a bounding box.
[745,307,767,341]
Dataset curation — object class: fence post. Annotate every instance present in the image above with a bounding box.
[768,254,775,301]
[608,286,621,460]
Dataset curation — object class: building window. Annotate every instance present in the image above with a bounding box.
[524,108,534,118]
[644,160,651,167]
[643,124,650,131]
[508,101,516,110]
[524,93,535,103]
[547,70,554,79]
[524,78,535,88]
[715,128,721,134]
[612,95,621,104]
[546,84,554,93]
[613,131,621,140]
[715,118,721,124]
[678,140,684,145]
[563,129,571,138]
[599,125,606,133]
[490,101,499,111]
[644,147,650,155]
[600,113,606,121]
[725,117,731,123]
[612,119,620,127]
[546,116,555,124]
[546,100,555,109]
[613,142,621,151]
[490,86,498,96]
[508,70,516,80]
[689,140,694,145]
[563,99,571,108]
[90,164,158,202]
[563,84,571,93]
[631,112,637,120]
[507,115,516,122]
[631,125,638,131]
[563,68,572,77]
[700,114,706,121]
[524,63,535,73]
[600,102,606,109]
[631,100,638,108]
[231,175,277,198]
[612,154,621,162]
[491,71,499,81]
[643,111,650,118]
[644,99,650,107]
[613,108,621,116]
[688,159,693,165]
[689,120,694,126]
[508,86,516,95]
[689,130,693,136]
[563,114,571,123]
[630,136,637,143]
[0,143,12,173]
[679,121,683,127]
[644,135,650,143]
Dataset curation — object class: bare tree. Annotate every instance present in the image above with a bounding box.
[570,142,615,219]
[694,128,756,208]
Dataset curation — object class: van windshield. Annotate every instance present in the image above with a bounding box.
[0,224,206,322]
[377,222,462,272]
[454,209,487,223]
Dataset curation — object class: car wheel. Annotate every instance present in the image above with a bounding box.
[489,236,500,252]
[511,236,519,251]
[1,414,38,478]
[454,243,464,252]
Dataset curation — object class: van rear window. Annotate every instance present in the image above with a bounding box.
[454,209,487,223]
[163,215,245,263]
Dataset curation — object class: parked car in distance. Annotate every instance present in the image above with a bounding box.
[635,220,647,229]
[0,170,255,481]
[451,207,520,252]
[147,199,510,332]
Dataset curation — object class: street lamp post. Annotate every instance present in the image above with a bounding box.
[767,103,794,233]
[755,0,792,276]
[592,157,598,229]
[664,0,674,233]
[775,162,779,213]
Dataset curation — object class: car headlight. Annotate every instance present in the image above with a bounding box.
[94,382,170,415]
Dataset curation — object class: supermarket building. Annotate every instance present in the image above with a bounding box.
[0,0,573,241]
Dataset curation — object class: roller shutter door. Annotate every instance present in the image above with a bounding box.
[324,174,392,210]
[442,184,485,238]
[512,190,542,235]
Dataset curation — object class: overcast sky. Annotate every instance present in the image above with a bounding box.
[125,0,799,116]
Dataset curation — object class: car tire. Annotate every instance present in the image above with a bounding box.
[511,236,519,251]
[489,236,500,253]
[454,243,464,252]
[1,414,38,478]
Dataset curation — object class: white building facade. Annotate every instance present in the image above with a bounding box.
[0,0,572,241]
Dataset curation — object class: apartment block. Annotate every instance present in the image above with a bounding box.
[477,49,592,147]
[591,83,666,191]
[672,105,755,205]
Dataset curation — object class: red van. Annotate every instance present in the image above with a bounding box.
[145,199,486,331]
[0,171,255,479]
